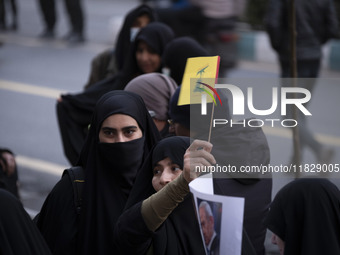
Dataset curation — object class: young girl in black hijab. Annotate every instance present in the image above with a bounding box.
[37,91,160,254]
[57,22,174,166]
[84,4,157,89]
[265,178,340,255]
[114,136,216,255]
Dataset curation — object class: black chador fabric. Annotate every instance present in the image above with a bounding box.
[37,91,160,255]
[115,4,157,71]
[0,189,52,255]
[115,136,206,255]
[265,178,340,255]
[57,22,174,166]
[162,36,209,85]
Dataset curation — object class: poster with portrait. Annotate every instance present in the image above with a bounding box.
[189,173,244,255]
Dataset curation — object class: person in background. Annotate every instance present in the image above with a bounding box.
[84,4,157,90]
[36,91,160,254]
[57,22,175,166]
[162,36,208,85]
[265,178,340,255]
[0,0,17,30]
[114,136,215,255]
[265,0,339,165]
[0,189,52,255]
[124,73,178,137]
[0,148,19,199]
[38,0,85,43]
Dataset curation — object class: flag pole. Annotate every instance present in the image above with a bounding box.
[289,0,301,178]
[208,102,215,143]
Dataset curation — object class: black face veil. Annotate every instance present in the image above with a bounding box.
[77,90,160,254]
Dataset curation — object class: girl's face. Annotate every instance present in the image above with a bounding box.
[132,14,151,28]
[152,157,182,192]
[136,41,161,74]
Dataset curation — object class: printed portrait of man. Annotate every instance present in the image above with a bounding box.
[198,200,221,255]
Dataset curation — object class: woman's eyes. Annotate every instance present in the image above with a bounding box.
[171,165,181,171]
[104,129,135,137]
[153,169,161,176]
[153,164,182,175]
[104,130,114,136]
[124,129,136,136]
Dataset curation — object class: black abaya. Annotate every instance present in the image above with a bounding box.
[115,136,206,255]
[37,91,161,255]
[0,189,52,255]
[265,178,340,255]
[162,36,209,85]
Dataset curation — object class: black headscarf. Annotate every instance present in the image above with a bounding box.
[115,4,157,70]
[126,136,189,206]
[162,36,209,85]
[57,22,174,166]
[123,136,206,255]
[122,21,175,78]
[0,189,52,255]
[265,178,340,255]
[77,90,160,255]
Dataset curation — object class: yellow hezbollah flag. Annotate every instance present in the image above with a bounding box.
[178,56,220,106]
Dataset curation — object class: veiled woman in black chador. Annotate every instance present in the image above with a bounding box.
[37,91,160,254]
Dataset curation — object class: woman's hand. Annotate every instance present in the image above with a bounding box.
[183,139,216,183]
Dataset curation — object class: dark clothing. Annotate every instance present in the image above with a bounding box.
[265,178,340,255]
[38,0,55,31]
[213,178,272,255]
[0,0,17,29]
[57,22,174,166]
[38,91,161,254]
[36,174,76,254]
[115,136,206,255]
[116,197,206,255]
[84,48,117,90]
[208,235,220,255]
[162,36,209,85]
[265,0,339,61]
[0,189,52,255]
[38,0,84,34]
[57,75,123,166]
[0,148,19,199]
[265,0,339,162]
